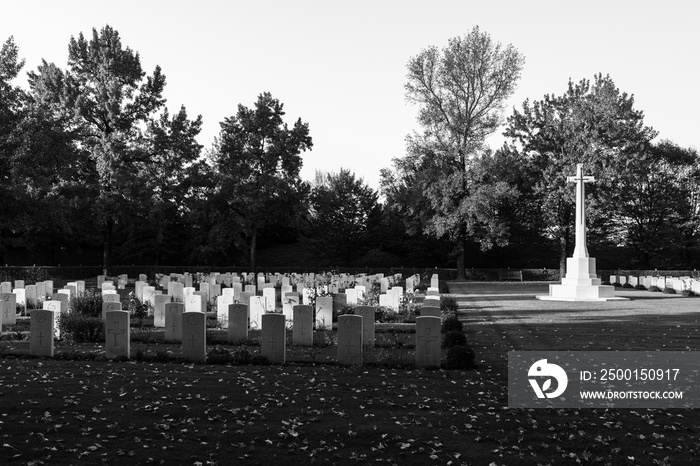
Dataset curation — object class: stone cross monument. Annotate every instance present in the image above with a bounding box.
[538,164,627,301]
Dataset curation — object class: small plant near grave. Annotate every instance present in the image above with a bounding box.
[663,287,676,294]
[635,284,646,290]
[364,347,412,369]
[681,290,697,297]
[59,313,104,343]
[650,285,662,292]
[613,282,622,288]
[445,345,476,370]
[443,331,467,348]
[207,345,235,365]
[442,316,463,333]
[622,283,634,289]
[69,290,102,317]
[127,292,149,326]
[440,296,458,318]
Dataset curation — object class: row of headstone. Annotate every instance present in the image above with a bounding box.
[610,275,700,294]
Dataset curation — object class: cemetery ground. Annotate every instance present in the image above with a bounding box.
[1,284,699,465]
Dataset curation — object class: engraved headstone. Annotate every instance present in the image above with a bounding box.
[1,293,16,326]
[30,309,55,357]
[182,311,206,362]
[292,305,313,346]
[415,316,441,368]
[354,306,375,347]
[164,302,185,341]
[315,296,333,330]
[227,304,248,343]
[105,310,130,359]
[153,294,172,327]
[337,315,362,365]
[261,313,286,363]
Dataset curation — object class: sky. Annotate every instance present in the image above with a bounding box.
[2,0,698,190]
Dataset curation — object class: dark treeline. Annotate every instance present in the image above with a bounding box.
[1,27,698,276]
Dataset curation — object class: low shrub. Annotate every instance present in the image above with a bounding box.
[60,314,104,343]
[232,345,255,364]
[681,290,697,297]
[663,287,676,294]
[445,345,476,370]
[69,291,103,317]
[634,284,647,290]
[622,283,634,289]
[250,354,270,365]
[650,286,662,292]
[442,317,463,333]
[613,282,622,288]
[443,330,467,348]
[440,296,458,315]
[207,346,235,365]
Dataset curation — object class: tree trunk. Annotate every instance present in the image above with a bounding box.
[103,218,113,276]
[457,225,467,279]
[250,227,257,277]
[558,229,568,282]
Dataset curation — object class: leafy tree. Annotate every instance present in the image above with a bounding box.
[116,106,204,265]
[608,140,699,266]
[28,25,167,273]
[210,92,312,271]
[383,26,525,278]
[0,36,27,262]
[504,74,657,276]
[307,168,381,266]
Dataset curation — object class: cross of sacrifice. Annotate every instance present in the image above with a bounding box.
[418,327,439,356]
[566,163,595,258]
[108,321,126,347]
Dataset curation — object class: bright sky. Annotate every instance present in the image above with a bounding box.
[3,0,698,190]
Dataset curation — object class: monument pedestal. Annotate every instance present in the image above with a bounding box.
[537,256,628,302]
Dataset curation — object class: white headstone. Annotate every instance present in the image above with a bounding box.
[249,296,265,330]
[228,304,248,343]
[315,296,333,330]
[262,287,276,312]
[415,316,441,368]
[102,293,120,303]
[105,310,130,359]
[0,293,16,326]
[182,312,207,363]
[185,293,206,313]
[216,294,235,328]
[30,309,55,357]
[164,302,185,341]
[102,301,122,320]
[354,306,375,347]
[153,294,172,328]
[42,300,62,339]
[283,292,300,321]
[337,315,362,365]
[261,313,286,363]
[345,288,358,305]
[25,285,38,309]
[292,305,313,346]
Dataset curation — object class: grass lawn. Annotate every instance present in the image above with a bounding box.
[0,283,698,465]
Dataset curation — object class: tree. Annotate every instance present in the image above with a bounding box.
[504,74,657,276]
[28,25,167,274]
[116,106,204,265]
[383,26,525,278]
[211,92,312,271]
[608,140,699,267]
[0,36,27,263]
[307,168,381,266]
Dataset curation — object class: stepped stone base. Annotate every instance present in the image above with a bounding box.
[536,255,629,302]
